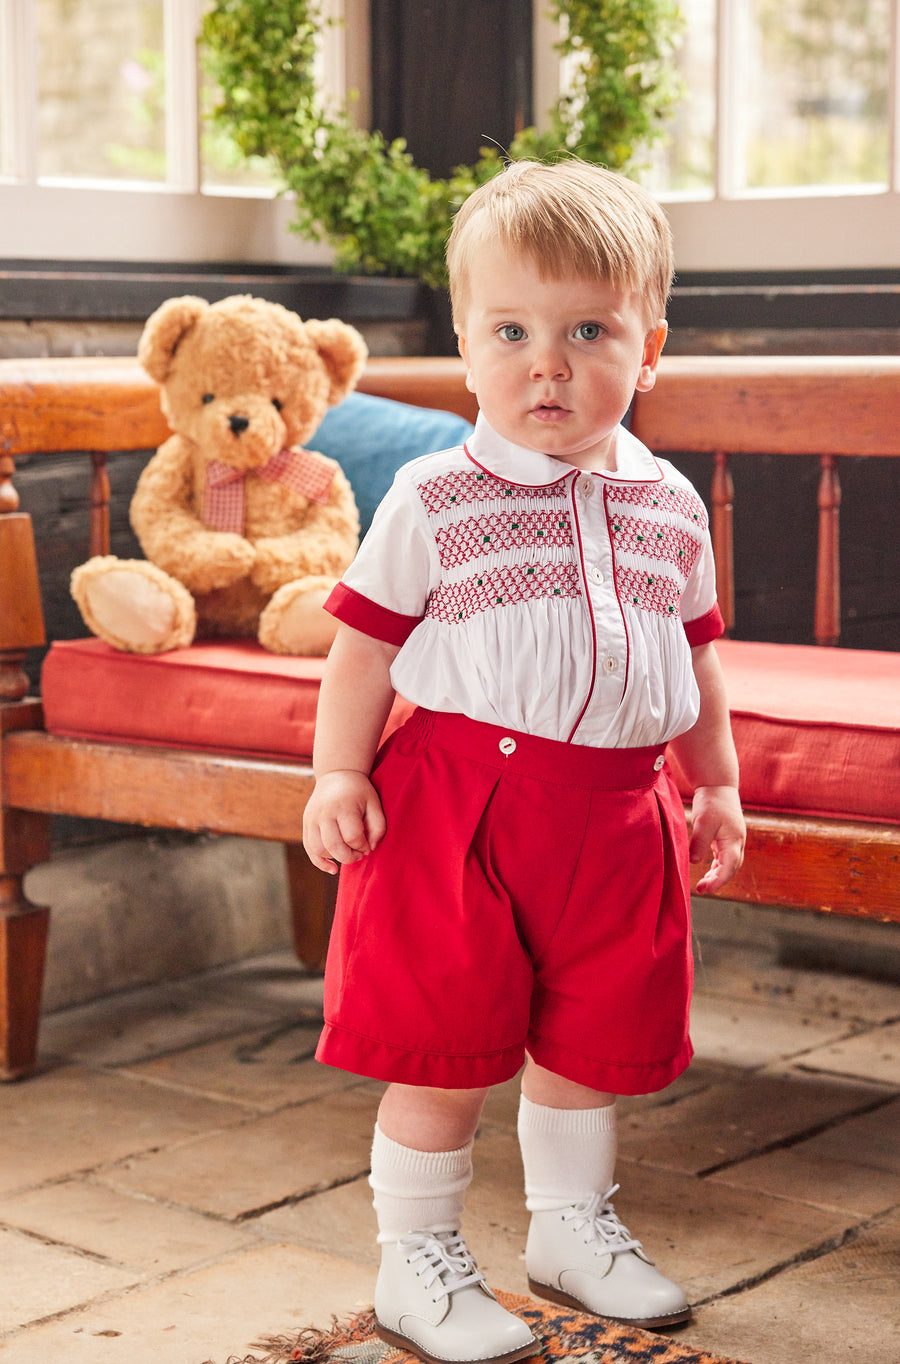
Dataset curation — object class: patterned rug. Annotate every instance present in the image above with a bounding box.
[212,1293,750,1364]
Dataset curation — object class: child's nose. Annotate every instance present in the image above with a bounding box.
[529,347,570,381]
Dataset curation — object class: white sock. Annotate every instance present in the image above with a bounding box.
[517,1094,618,1212]
[369,1123,474,1243]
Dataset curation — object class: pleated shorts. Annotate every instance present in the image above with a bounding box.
[316,707,694,1095]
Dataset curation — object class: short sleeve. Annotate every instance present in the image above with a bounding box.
[325,465,440,644]
[677,486,724,645]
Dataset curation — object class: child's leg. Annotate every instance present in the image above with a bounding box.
[371,1083,540,1364]
[518,1059,691,1330]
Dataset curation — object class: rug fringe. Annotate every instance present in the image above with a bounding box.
[201,1309,380,1363]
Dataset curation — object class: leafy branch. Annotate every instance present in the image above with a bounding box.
[201,0,684,289]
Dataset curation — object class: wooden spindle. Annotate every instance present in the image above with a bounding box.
[0,452,19,516]
[815,453,841,646]
[710,450,735,634]
[89,453,111,558]
[0,453,46,701]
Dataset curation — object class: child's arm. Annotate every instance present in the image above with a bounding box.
[302,623,400,874]
[667,641,746,894]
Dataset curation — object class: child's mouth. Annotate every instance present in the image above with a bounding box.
[531,401,569,422]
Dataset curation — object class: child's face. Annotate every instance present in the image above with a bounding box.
[456,241,667,472]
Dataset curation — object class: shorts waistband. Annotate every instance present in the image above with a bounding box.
[405,708,667,791]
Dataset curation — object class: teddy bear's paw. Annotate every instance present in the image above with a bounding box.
[71,557,197,654]
[258,577,340,656]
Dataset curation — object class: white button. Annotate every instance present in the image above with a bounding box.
[602,656,619,673]
[499,737,517,755]
[653,754,666,771]
[589,565,605,585]
[577,476,594,497]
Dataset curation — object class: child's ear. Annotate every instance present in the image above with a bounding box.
[457,333,477,395]
[636,322,668,393]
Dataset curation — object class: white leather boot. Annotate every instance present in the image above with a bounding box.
[526,1187,691,1329]
[375,1230,541,1364]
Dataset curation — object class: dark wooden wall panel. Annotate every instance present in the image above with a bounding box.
[370,0,533,177]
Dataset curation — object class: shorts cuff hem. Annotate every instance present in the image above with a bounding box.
[316,1023,525,1089]
[526,1035,694,1096]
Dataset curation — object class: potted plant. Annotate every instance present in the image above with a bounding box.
[201,0,683,304]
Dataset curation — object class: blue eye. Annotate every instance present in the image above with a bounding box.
[575,323,603,341]
[499,324,526,342]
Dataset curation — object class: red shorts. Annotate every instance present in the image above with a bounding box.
[316,709,693,1095]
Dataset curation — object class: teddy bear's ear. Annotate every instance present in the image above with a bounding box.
[304,319,368,407]
[138,296,210,383]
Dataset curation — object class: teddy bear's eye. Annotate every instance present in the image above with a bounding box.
[202,393,214,404]
[271,398,283,411]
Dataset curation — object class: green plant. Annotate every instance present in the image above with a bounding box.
[201,0,684,289]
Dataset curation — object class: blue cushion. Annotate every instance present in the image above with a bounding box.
[309,392,474,537]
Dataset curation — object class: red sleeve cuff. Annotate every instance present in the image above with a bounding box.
[683,601,725,647]
[325,582,422,647]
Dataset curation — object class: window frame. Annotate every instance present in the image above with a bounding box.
[533,1,900,273]
[1,0,898,272]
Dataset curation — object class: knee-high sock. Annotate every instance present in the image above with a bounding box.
[369,1123,474,1242]
[517,1094,617,1211]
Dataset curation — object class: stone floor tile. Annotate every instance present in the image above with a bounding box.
[0,1244,376,1364]
[689,992,853,1069]
[102,1084,384,1219]
[120,1022,362,1112]
[258,1128,858,1309]
[774,1095,900,1173]
[692,931,900,1026]
[793,1018,900,1086]
[0,1068,246,1195]
[189,954,325,1015]
[40,977,317,1072]
[0,1226,139,1333]
[256,1175,377,1266]
[611,1162,856,1304]
[676,1209,900,1364]
[616,1069,887,1175]
[707,1141,900,1218]
[0,1181,257,1273]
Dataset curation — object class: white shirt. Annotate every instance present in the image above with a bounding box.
[327,413,723,748]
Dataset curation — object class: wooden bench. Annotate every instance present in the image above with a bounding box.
[1,353,898,1080]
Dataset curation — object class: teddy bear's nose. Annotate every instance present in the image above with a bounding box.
[228,413,250,435]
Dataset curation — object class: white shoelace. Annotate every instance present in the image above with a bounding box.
[397,1231,487,1303]
[561,1186,643,1256]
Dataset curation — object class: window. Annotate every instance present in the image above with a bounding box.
[2,0,898,271]
[0,0,359,263]
[535,0,900,272]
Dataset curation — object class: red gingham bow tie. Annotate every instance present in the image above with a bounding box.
[203,446,336,534]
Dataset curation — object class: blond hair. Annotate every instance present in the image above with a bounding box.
[447,159,673,329]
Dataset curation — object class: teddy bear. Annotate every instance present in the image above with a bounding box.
[71,293,366,656]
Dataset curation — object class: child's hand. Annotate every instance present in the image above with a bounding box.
[303,770,387,874]
[689,785,746,894]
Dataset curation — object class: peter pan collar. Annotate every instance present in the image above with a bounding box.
[464,411,664,487]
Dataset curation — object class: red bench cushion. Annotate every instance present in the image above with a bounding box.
[41,638,413,762]
[42,636,899,825]
[669,640,900,825]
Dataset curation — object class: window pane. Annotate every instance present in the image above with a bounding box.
[742,0,891,189]
[641,0,716,195]
[199,69,280,193]
[36,0,165,182]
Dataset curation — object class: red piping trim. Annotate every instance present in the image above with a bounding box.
[463,442,570,489]
[324,582,422,647]
[566,475,599,743]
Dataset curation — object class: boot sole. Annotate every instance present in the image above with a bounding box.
[527,1276,693,1331]
[374,1318,542,1364]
